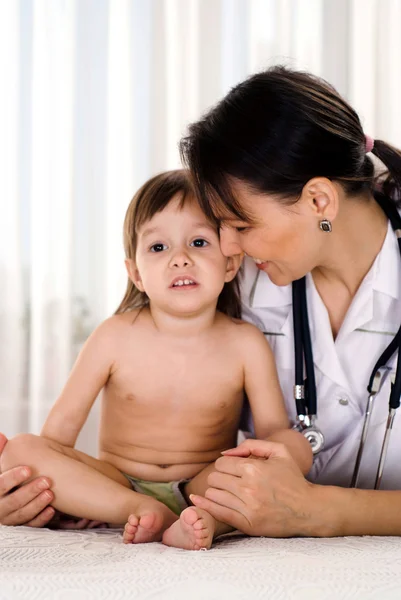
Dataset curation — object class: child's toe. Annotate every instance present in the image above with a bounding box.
[127,514,139,527]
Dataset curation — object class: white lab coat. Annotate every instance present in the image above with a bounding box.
[241,221,401,489]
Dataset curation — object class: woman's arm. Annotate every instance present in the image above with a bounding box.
[190,439,401,537]
[240,324,313,474]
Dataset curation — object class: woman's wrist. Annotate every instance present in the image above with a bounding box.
[298,482,348,537]
[300,483,401,537]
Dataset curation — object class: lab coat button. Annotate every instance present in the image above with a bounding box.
[339,398,349,406]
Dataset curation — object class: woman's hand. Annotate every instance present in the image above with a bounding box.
[0,433,55,527]
[0,434,107,530]
[190,439,324,537]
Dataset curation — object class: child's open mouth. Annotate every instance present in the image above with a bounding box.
[170,277,199,289]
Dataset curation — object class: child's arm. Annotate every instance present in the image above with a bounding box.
[240,324,313,474]
[40,318,117,447]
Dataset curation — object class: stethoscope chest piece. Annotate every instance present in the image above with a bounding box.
[302,426,325,455]
[291,192,401,486]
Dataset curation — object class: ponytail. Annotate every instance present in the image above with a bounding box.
[372,140,401,203]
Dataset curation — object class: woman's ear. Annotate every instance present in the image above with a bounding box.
[224,253,243,283]
[125,259,145,292]
[302,177,339,222]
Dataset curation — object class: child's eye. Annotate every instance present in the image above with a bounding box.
[235,227,250,233]
[190,238,209,248]
[150,243,168,252]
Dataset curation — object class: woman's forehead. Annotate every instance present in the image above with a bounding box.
[210,194,260,225]
[205,180,259,223]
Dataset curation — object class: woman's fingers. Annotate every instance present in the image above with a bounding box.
[204,486,245,511]
[222,439,290,461]
[213,456,248,476]
[221,446,251,457]
[0,466,32,496]
[24,506,56,528]
[190,493,249,532]
[0,476,53,526]
[1,489,54,526]
[207,470,245,496]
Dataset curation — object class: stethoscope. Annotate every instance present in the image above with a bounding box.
[292,192,401,489]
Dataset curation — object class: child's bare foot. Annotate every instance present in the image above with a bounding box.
[162,506,215,551]
[123,504,177,544]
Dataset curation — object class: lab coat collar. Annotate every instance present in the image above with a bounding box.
[244,260,350,389]
[245,258,292,309]
[306,273,350,389]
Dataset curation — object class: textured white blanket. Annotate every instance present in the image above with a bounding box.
[1,526,400,599]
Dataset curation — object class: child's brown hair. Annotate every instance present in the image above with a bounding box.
[115,169,241,318]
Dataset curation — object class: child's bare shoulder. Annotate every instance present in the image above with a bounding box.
[217,312,267,345]
[91,309,145,341]
[107,309,144,327]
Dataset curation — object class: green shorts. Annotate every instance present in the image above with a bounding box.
[124,474,189,516]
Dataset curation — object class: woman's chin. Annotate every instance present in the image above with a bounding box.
[260,264,293,287]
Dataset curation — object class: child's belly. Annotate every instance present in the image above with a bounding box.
[98,407,242,481]
[98,385,243,481]
[98,447,215,482]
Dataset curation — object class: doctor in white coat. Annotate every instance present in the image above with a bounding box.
[181,66,401,537]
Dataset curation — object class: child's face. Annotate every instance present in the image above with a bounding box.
[128,196,238,315]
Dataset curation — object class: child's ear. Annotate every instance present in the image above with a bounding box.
[125,259,145,292]
[224,253,243,283]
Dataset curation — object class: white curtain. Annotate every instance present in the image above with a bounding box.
[1,0,401,456]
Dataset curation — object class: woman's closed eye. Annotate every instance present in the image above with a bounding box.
[150,243,168,252]
[190,238,209,248]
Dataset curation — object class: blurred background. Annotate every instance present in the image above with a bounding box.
[2,0,401,455]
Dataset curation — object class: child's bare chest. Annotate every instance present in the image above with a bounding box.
[109,336,243,413]
[99,331,244,469]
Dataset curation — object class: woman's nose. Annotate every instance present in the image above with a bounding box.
[219,227,242,257]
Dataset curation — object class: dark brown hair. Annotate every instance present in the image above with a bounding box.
[115,169,241,318]
[180,65,401,222]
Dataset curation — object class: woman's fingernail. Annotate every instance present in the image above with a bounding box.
[21,468,30,478]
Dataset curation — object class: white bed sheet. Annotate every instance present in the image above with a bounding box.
[1,525,400,599]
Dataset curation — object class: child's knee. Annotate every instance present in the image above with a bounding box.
[0,433,45,474]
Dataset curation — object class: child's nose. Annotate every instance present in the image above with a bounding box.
[169,249,193,268]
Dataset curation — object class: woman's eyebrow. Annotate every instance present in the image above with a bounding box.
[219,218,248,226]
[220,213,259,226]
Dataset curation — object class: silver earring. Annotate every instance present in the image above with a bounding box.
[319,219,332,233]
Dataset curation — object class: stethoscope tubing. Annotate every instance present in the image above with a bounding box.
[292,192,401,488]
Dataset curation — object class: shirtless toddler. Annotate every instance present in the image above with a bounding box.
[1,170,312,550]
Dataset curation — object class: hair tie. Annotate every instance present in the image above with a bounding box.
[365,134,374,153]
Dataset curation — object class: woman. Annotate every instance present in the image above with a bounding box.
[1,66,401,536]
[181,66,401,537]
